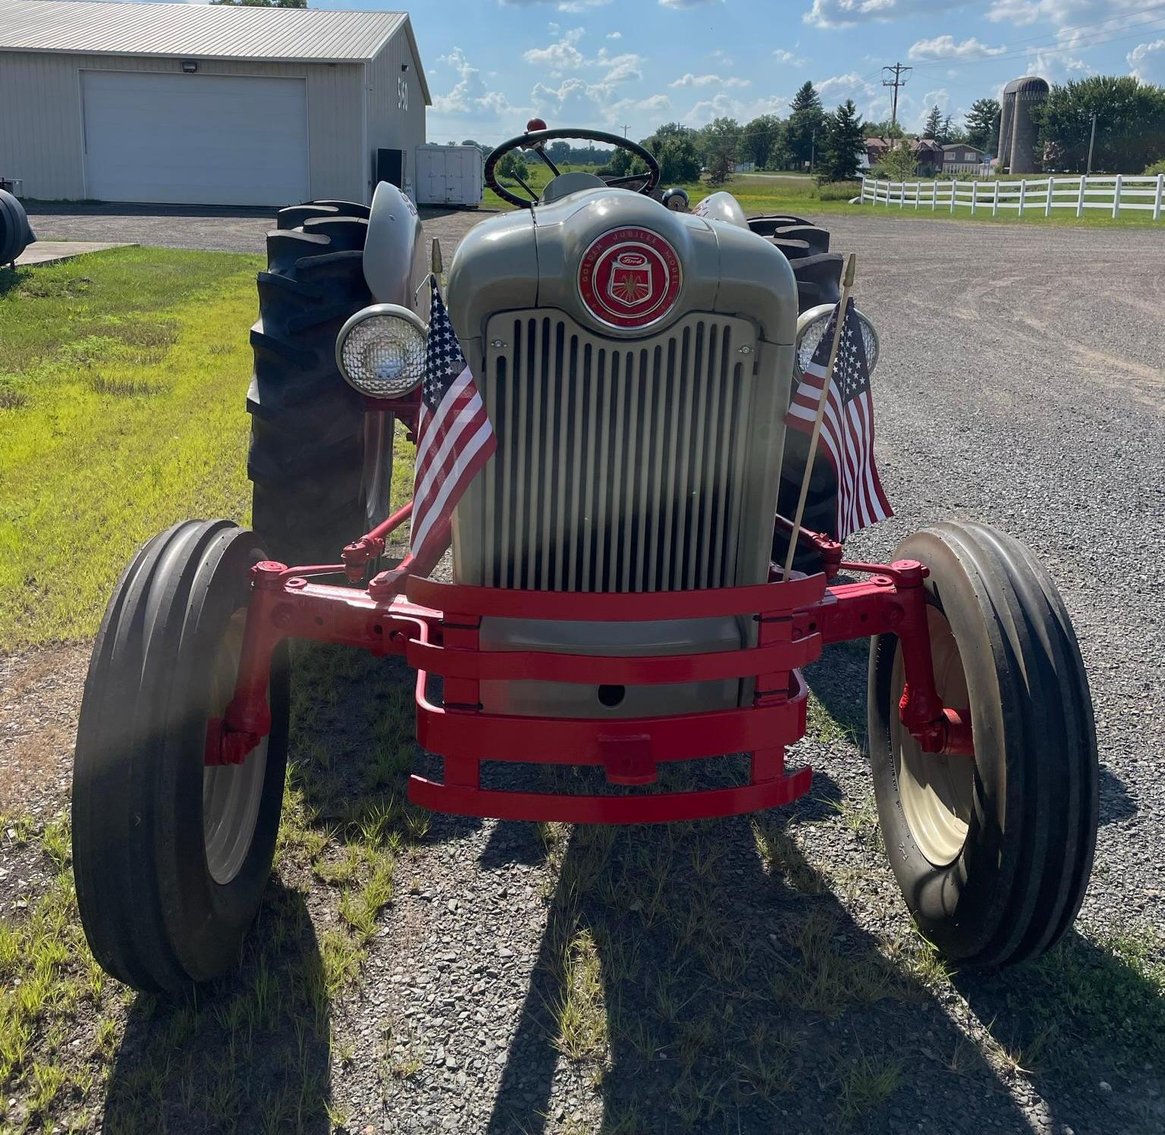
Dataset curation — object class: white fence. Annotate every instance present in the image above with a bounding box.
[859,174,1165,220]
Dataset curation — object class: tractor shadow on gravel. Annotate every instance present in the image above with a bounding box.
[102,883,333,1135]
[481,775,1037,1134]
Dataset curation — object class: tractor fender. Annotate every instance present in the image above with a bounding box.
[362,181,431,320]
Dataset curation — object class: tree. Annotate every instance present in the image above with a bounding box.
[741,114,784,170]
[641,123,702,183]
[964,98,1001,155]
[938,114,966,146]
[1036,75,1165,173]
[786,81,825,169]
[874,140,918,179]
[818,99,865,182]
[707,150,734,186]
[656,137,702,183]
[210,0,306,7]
[699,117,741,170]
[496,152,528,180]
[923,105,942,140]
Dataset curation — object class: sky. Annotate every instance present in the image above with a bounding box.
[304,0,1165,146]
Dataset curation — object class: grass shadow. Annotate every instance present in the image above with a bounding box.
[956,930,1165,1134]
[484,770,1033,1134]
[0,264,28,297]
[286,641,482,848]
[103,882,332,1135]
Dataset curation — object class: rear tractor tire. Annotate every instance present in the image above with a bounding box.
[867,521,1098,967]
[72,521,290,994]
[247,201,393,568]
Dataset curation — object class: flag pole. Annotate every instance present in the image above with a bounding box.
[781,253,857,582]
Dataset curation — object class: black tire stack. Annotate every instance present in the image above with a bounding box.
[247,201,379,567]
[0,189,35,265]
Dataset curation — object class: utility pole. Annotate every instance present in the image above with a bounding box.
[882,62,912,131]
[1086,111,1097,175]
[621,124,630,139]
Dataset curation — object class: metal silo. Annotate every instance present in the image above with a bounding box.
[1002,76,1049,174]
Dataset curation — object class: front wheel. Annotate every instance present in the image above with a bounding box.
[868,521,1098,967]
[72,521,289,994]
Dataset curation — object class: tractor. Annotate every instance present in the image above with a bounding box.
[71,125,1098,994]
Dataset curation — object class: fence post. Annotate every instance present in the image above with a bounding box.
[1018,179,1026,218]
[971,180,978,216]
[950,180,956,213]
[1076,175,1085,218]
[1045,176,1054,217]
[1155,173,1164,222]
[1112,174,1122,219]
[992,180,1000,217]
[932,180,938,210]
[914,181,920,209]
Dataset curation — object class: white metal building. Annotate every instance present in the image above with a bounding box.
[0,0,430,206]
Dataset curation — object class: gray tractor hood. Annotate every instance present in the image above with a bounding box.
[445,187,797,349]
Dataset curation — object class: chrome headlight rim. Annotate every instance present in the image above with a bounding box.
[794,302,880,377]
[335,303,428,400]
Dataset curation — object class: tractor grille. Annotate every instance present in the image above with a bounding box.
[466,310,761,592]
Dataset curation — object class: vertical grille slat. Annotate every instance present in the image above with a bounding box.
[475,311,760,592]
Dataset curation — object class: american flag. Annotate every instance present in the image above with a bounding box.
[786,297,892,540]
[409,277,496,564]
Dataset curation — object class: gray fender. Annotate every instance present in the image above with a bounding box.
[693,190,749,229]
[362,182,431,320]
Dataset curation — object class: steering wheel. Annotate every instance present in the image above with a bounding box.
[484,123,661,209]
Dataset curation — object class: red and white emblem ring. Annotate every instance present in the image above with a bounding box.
[578,227,683,330]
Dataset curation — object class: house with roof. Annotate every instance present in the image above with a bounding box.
[865,137,945,177]
[942,143,990,174]
[0,0,430,206]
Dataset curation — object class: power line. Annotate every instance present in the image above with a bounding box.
[882,62,912,129]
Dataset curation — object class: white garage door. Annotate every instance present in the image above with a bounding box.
[82,72,309,207]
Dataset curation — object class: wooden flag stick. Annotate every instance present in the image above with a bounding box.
[781,253,857,582]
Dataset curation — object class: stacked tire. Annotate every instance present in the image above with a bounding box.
[751,214,844,568]
[247,201,387,567]
[0,189,35,264]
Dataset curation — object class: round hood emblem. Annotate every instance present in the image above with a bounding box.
[578,227,682,330]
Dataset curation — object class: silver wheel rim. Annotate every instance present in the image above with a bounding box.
[891,606,974,867]
[203,611,270,886]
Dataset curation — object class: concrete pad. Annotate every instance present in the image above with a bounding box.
[13,241,136,266]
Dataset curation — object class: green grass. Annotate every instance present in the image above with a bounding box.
[0,247,262,651]
[484,160,1162,227]
[0,642,429,1134]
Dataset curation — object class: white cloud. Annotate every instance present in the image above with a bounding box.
[659,0,724,8]
[597,49,645,84]
[803,0,929,29]
[682,93,791,127]
[773,49,807,66]
[606,31,622,38]
[908,35,1008,60]
[557,0,612,10]
[1129,38,1165,81]
[523,27,587,72]
[669,72,751,88]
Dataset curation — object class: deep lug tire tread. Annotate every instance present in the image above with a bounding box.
[247,205,382,566]
[867,520,1098,967]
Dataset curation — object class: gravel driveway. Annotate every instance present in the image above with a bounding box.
[3,207,1163,1134]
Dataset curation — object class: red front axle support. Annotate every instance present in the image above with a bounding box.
[205,547,973,821]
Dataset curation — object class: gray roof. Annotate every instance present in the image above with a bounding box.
[0,0,423,75]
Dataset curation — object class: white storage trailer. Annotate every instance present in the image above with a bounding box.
[415,145,483,207]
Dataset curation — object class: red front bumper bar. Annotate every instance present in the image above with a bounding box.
[207,548,972,824]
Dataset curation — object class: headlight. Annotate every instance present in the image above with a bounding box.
[794,303,879,376]
[336,304,427,399]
